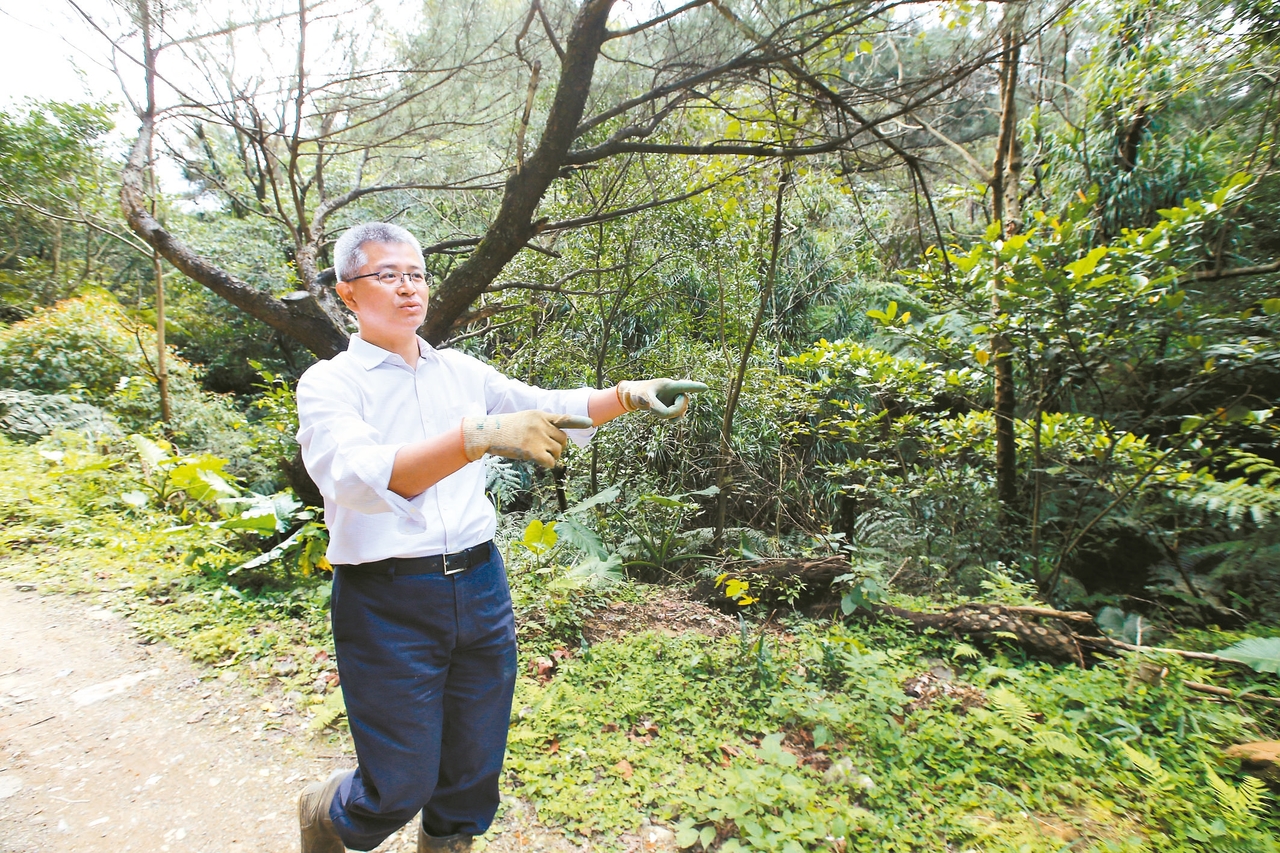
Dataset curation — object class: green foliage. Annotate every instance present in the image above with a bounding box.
[127,433,238,515]
[3,432,1279,850]
[1096,605,1163,646]
[309,687,347,733]
[0,436,338,713]
[1215,638,1280,674]
[0,101,123,312]
[0,291,142,400]
[504,614,1279,851]
[0,291,277,486]
[505,516,627,657]
[0,388,119,442]
[555,485,719,583]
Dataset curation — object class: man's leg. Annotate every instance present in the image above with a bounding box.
[420,549,518,839]
[325,565,458,851]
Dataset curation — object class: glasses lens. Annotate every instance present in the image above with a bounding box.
[409,272,428,284]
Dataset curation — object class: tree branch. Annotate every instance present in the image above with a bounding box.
[1189,259,1280,281]
[422,0,618,343]
[605,0,714,40]
[120,118,350,359]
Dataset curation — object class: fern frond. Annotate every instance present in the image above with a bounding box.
[953,641,982,660]
[309,687,347,732]
[1118,741,1171,788]
[1205,763,1270,820]
[1031,730,1092,761]
[1185,452,1280,527]
[1241,776,1271,815]
[987,687,1035,731]
[986,726,1028,751]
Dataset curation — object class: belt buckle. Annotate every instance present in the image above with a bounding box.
[443,552,468,576]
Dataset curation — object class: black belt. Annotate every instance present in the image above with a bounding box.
[338,541,493,577]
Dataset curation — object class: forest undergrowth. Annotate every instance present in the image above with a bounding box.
[1,434,1276,853]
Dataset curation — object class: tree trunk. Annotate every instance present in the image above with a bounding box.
[716,166,789,544]
[693,558,1089,664]
[121,0,352,360]
[989,10,1023,515]
[153,250,171,425]
[121,120,353,360]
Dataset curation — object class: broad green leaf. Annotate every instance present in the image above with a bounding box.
[131,433,172,469]
[757,733,797,767]
[1095,606,1128,639]
[1180,415,1205,433]
[568,553,624,583]
[1214,637,1280,673]
[638,494,693,508]
[1064,246,1108,278]
[1002,232,1030,252]
[236,525,307,572]
[217,508,281,533]
[169,458,238,503]
[521,519,558,554]
[1262,297,1280,316]
[555,516,608,560]
[564,486,621,515]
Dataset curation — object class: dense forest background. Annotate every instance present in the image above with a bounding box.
[2,0,1280,849]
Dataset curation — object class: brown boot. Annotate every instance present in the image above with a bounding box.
[417,826,472,852]
[298,769,350,853]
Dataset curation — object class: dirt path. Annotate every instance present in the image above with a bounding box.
[0,585,590,853]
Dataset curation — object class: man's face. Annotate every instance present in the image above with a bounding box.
[335,241,429,340]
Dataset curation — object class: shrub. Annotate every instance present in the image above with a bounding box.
[0,388,119,442]
[0,291,276,486]
[0,291,142,400]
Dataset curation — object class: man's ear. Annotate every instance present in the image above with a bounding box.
[335,279,359,312]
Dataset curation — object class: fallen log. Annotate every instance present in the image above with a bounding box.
[695,565,1088,665]
[1076,635,1248,666]
[694,559,1255,672]
[1183,681,1280,708]
[877,603,1086,666]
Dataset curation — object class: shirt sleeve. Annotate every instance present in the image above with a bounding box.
[295,366,428,526]
[477,360,597,446]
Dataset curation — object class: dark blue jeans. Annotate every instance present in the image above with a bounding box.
[327,545,517,851]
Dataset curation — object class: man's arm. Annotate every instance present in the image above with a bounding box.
[389,411,593,499]
[590,380,710,424]
[385,372,708,500]
[387,430,471,499]
[588,387,627,425]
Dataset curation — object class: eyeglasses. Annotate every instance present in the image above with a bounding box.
[348,270,430,286]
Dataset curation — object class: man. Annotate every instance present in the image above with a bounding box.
[294,222,705,853]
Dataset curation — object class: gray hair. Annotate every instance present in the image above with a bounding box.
[333,222,423,281]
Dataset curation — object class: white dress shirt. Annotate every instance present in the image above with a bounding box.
[296,335,594,565]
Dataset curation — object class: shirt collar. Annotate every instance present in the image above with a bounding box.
[347,334,437,370]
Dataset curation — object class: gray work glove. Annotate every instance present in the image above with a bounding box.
[461,411,594,468]
[616,379,709,419]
